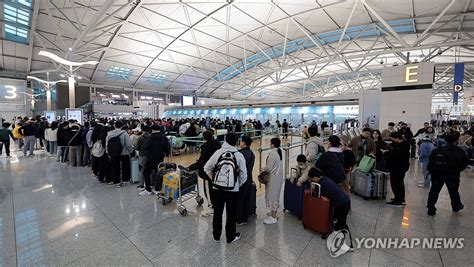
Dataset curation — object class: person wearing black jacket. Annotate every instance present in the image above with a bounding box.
[399,122,415,159]
[385,132,410,207]
[315,135,346,187]
[188,130,221,211]
[98,125,112,183]
[57,122,69,162]
[236,136,255,226]
[140,124,171,195]
[20,120,37,157]
[68,122,83,167]
[427,132,469,216]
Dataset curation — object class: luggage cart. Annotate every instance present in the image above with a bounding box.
[159,165,204,216]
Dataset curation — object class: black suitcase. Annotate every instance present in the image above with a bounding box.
[248,182,257,216]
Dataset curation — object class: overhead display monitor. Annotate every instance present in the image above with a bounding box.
[182,96,194,106]
[66,108,84,125]
[44,111,56,123]
[0,78,26,105]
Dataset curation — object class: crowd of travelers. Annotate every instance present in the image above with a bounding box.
[0,115,471,245]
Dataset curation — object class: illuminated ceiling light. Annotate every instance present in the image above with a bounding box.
[60,74,65,77]
[38,50,99,66]
[68,47,72,51]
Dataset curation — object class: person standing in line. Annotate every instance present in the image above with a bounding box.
[45,121,58,157]
[417,134,435,188]
[67,122,83,167]
[13,121,24,150]
[204,133,247,243]
[236,136,255,226]
[98,125,112,183]
[398,122,415,159]
[57,121,70,163]
[20,119,37,157]
[427,132,469,216]
[315,135,346,188]
[381,122,396,141]
[349,127,376,163]
[372,129,388,170]
[106,121,133,187]
[134,125,151,191]
[140,124,171,195]
[89,123,103,179]
[305,126,325,166]
[188,130,221,215]
[0,122,15,158]
[81,121,91,167]
[282,119,289,139]
[262,138,283,225]
[385,132,410,207]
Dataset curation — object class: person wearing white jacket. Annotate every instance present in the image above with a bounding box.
[45,121,58,156]
[204,132,247,244]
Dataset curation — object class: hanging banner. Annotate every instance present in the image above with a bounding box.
[453,62,464,105]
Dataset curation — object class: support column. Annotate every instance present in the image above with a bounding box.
[68,76,75,108]
[46,89,52,111]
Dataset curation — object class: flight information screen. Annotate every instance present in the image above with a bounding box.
[0,78,26,105]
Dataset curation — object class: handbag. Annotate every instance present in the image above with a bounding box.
[258,170,270,185]
[357,155,376,173]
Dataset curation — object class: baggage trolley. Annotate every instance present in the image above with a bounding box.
[159,165,204,216]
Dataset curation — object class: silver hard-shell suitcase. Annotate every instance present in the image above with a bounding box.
[351,169,387,199]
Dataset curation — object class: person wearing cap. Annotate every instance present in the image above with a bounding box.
[418,134,435,188]
[315,135,346,187]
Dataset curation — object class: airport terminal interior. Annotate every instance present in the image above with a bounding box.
[1,0,474,266]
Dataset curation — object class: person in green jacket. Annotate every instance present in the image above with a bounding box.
[0,122,16,157]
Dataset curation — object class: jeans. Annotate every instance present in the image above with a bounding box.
[0,141,11,156]
[421,162,431,187]
[68,145,82,167]
[83,145,91,166]
[427,174,463,211]
[49,141,57,156]
[57,146,68,162]
[110,155,131,184]
[390,170,406,203]
[236,181,251,224]
[213,190,239,243]
[23,136,36,156]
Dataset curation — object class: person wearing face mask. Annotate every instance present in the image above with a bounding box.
[398,122,415,158]
[349,127,376,163]
[316,135,346,188]
[289,154,310,186]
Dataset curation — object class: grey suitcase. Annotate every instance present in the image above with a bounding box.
[351,169,387,199]
[130,158,140,183]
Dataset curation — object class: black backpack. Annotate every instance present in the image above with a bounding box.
[107,132,124,157]
[428,146,456,173]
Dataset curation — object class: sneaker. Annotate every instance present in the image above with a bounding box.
[139,190,152,196]
[236,222,248,227]
[390,198,406,205]
[453,204,464,212]
[263,216,278,225]
[107,182,115,185]
[386,201,403,208]
[115,183,123,188]
[137,185,145,189]
[228,233,241,243]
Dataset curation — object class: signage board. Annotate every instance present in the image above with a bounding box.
[44,111,56,123]
[381,62,435,91]
[0,78,26,104]
[65,108,83,125]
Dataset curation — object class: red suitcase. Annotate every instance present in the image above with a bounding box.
[302,183,333,238]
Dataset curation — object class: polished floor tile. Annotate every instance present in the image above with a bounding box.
[1,147,474,266]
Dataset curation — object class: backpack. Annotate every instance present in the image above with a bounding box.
[212,151,239,190]
[91,141,105,157]
[107,132,124,157]
[428,146,457,173]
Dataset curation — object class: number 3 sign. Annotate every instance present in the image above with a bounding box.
[4,85,17,99]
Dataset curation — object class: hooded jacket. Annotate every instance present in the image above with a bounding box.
[305,136,325,164]
[105,129,133,156]
[316,147,346,184]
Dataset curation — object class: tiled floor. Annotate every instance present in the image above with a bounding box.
[1,145,474,266]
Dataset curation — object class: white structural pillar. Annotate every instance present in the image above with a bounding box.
[46,90,52,111]
[68,76,75,108]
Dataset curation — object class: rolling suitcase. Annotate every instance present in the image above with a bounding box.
[351,169,388,199]
[248,182,257,216]
[283,179,307,220]
[130,158,140,183]
[302,183,332,238]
